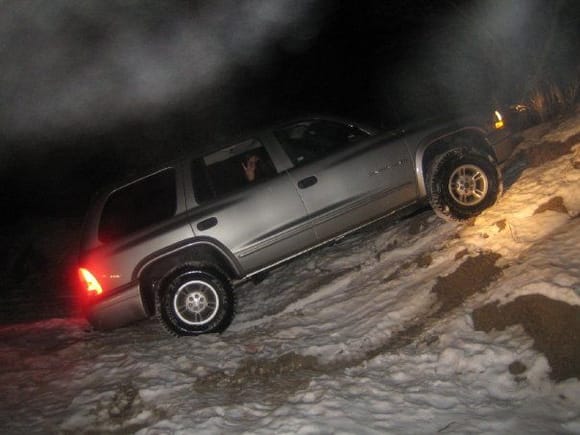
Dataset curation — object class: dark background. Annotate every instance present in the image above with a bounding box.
[1,0,579,223]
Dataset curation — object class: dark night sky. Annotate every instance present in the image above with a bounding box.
[1,0,579,222]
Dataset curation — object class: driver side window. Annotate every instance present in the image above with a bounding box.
[274,120,369,167]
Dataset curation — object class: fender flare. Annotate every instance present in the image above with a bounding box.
[133,237,243,315]
[414,126,496,198]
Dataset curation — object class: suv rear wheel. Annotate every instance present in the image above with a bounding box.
[158,268,234,336]
[427,148,502,221]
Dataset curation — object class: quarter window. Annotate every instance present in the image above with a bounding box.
[99,169,177,243]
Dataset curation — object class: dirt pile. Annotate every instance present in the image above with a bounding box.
[366,252,503,359]
[533,196,569,215]
[473,294,580,382]
[431,252,503,314]
[519,132,580,168]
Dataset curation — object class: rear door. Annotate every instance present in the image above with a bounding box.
[275,120,416,242]
[186,137,316,274]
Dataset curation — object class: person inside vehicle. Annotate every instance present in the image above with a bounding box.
[241,154,259,182]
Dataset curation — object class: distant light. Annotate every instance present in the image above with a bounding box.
[511,104,528,113]
[494,110,504,129]
[79,267,103,295]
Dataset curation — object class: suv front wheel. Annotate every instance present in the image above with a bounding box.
[158,268,234,336]
[427,148,502,221]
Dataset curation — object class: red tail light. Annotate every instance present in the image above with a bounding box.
[78,267,103,295]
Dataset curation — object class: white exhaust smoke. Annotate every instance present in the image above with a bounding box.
[0,0,321,140]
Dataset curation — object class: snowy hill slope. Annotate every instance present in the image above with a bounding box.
[1,111,579,434]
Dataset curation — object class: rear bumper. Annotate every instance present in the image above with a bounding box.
[87,283,148,330]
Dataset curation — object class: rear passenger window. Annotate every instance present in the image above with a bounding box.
[191,139,277,204]
[99,169,177,243]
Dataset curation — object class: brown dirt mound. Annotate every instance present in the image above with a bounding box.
[521,132,580,168]
[366,252,503,359]
[533,196,569,215]
[473,294,580,382]
[432,252,502,313]
[194,352,323,405]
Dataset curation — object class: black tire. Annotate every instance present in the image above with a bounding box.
[426,148,502,221]
[158,268,234,336]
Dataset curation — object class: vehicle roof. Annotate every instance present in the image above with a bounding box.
[94,115,379,193]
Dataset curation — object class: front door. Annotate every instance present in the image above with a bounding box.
[275,120,416,242]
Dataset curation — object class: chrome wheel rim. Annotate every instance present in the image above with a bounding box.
[173,280,219,325]
[448,164,489,206]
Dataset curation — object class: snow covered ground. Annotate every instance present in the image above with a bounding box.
[1,112,580,434]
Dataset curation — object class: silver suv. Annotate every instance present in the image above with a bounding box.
[78,115,513,335]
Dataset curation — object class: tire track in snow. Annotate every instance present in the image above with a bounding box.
[195,232,505,393]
